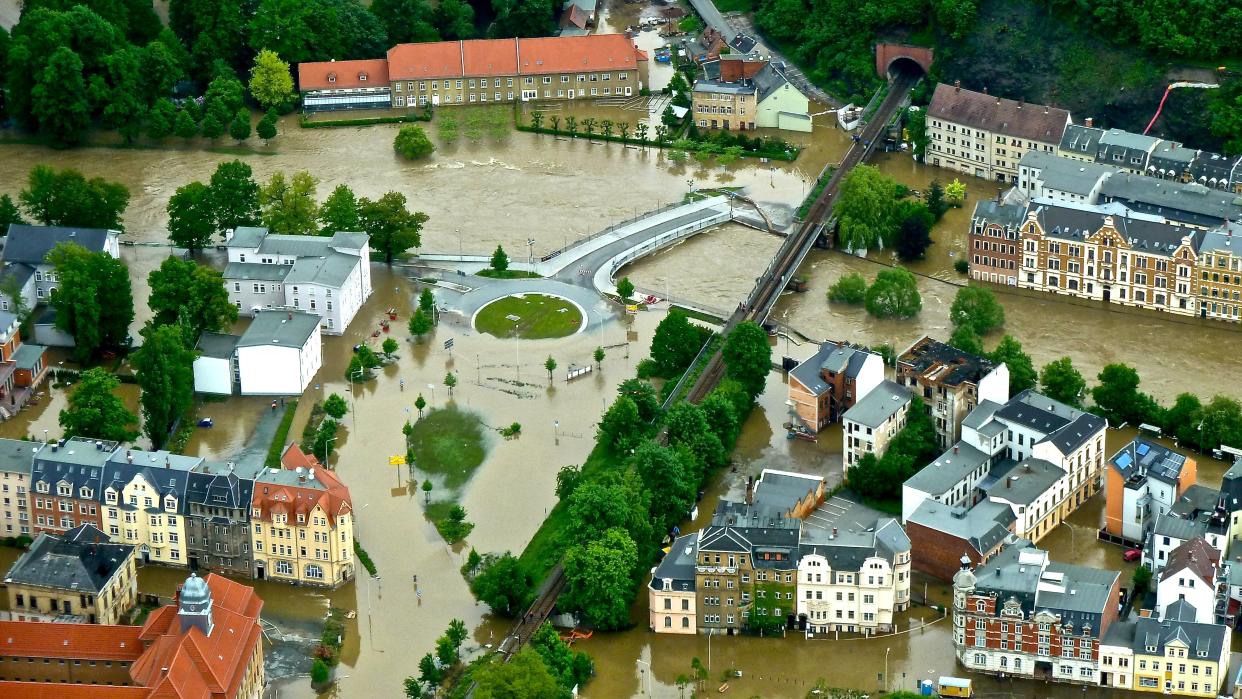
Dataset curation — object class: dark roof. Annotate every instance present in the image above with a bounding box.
[982,458,1065,506]
[750,470,823,515]
[929,83,1069,144]
[730,33,756,54]
[1109,438,1190,485]
[236,311,320,349]
[789,341,876,395]
[907,499,1015,557]
[898,336,996,388]
[1100,172,1242,226]
[0,437,38,475]
[196,332,240,360]
[1059,123,1104,155]
[2,225,115,265]
[1160,538,1219,583]
[973,542,1117,637]
[1170,484,1222,518]
[1133,615,1227,658]
[4,524,133,593]
[31,439,116,492]
[185,469,254,513]
[1026,198,1201,258]
[650,533,697,592]
[972,199,1026,230]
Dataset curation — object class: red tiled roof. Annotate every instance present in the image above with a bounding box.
[462,39,518,77]
[517,34,641,75]
[560,5,590,30]
[297,59,389,91]
[0,683,149,699]
[0,620,143,661]
[718,57,765,82]
[388,41,466,81]
[251,444,352,523]
[929,83,1070,144]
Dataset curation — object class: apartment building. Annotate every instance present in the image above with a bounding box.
[896,336,1009,449]
[1194,222,1242,322]
[1058,122,1104,164]
[3,524,137,624]
[0,311,48,419]
[0,438,32,537]
[649,533,697,634]
[1016,150,1116,205]
[788,341,883,433]
[926,82,1070,183]
[224,227,371,334]
[969,199,1025,285]
[906,498,1014,581]
[185,465,256,579]
[1127,609,1230,696]
[1154,539,1222,625]
[953,542,1122,685]
[1059,120,1242,194]
[98,450,203,568]
[691,57,811,132]
[0,572,265,699]
[1105,438,1197,543]
[842,379,912,468]
[250,444,355,586]
[0,225,121,315]
[29,438,114,536]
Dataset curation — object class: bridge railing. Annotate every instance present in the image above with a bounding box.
[539,198,705,262]
[603,211,733,284]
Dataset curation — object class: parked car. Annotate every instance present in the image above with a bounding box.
[1123,548,1142,562]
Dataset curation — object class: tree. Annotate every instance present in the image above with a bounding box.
[378,337,397,355]
[926,180,948,220]
[630,441,695,532]
[491,0,555,38]
[945,178,967,205]
[617,378,660,424]
[394,125,436,159]
[650,310,703,377]
[1133,564,1153,598]
[414,393,427,418]
[835,164,900,251]
[894,202,934,261]
[469,553,532,616]
[59,368,138,442]
[166,182,217,252]
[544,355,557,382]
[665,402,726,471]
[20,166,130,229]
[133,323,196,449]
[33,47,91,146]
[948,325,984,357]
[408,308,433,339]
[370,0,439,44]
[444,371,457,395]
[208,160,261,236]
[323,393,348,420]
[229,108,252,142]
[319,184,360,235]
[419,288,435,316]
[260,171,320,235]
[950,286,1005,335]
[700,390,740,447]
[1040,357,1086,407]
[248,49,294,109]
[1198,396,1242,452]
[472,647,562,699]
[864,268,921,319]
[616,276,635,301]
[146,98,177,139]
[1164,393,1203,444]
[148,256,238,337]
[204,71,245,123]
[416,651,443,689]
[358,191,428,264]
[200,112,225,139]
[256,109,279,141]
[563,527,638,629]
[0,195,27,228]
[597,395,643,453]
[989,335,1036,394]
[1092,363,1162,427]
[827,272,867,303]
[490,245,510,273]
[529,622,593,691]
[594,346,605,369]
[310,658,330,685]
[48,243,133,362]
[174,108,198,139]
[722,321,771,399]
[421,479,433,502]
[435,0,475,39]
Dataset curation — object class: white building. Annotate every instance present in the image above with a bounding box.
[841,380,912,468]
[1155,538,1221,624]
[1106,438,1197,544]
[223,227,372,335]
[192,333,239,396]
[1017,150,1116,205]
[234,311,323,396]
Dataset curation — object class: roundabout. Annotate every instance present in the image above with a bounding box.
[471,292,586,339]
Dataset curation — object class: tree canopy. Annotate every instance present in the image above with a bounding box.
[1040,357,1086,407]
[359,191,428,264]
[148,256,238,339]
[60,368,138,442]
[132,323,196,448]
[833,165,900,252]
[248,49,294,109]
[562,527,639,630]
[20,165,129,229]
[864,268,921,319]
[950,286,1005,336]
[468,553,532,617]
[48,242,134,362]
[649,311,707,378]
[722,321,771,399]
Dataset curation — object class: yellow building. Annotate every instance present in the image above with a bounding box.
[1196,223,1242,322]
[1131,606,1229,697]
[3,524,137,624]
[250,444,355,586]
[100,451,200,567]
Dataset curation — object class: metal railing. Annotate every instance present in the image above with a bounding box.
[539,198,714,262]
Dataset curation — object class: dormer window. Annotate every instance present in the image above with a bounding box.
[253,507,261,518]
[298,514,305,523]
[105,490,117,504]
[358,72,367,82]
[164,496,176,511]
[327,72,336,84]
[57,483,70,496]
[79,487,92,499]
[36,482,48,493]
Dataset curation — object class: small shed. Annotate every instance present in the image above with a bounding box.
[193,332,241,395]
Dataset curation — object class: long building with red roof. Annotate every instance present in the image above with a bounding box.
[298,34,647,112]
[0,572,264,699]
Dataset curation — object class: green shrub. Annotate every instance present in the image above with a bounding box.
[955,259,970,274]
[827,272,867,303]
[353,539,377,576]
[394,125,436,160]
[311,658,330,684]
[263,400,298,468]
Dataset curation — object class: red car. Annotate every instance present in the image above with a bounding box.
[1123,549,1142,562]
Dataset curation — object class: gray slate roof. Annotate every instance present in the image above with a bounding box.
[800,497,909,570]
[1027,198,1200,258]
[899,336,996,388]
[236,310,320,349]
[973,541,1117,637]
[972,199,1025,230]
[983,458,1065,506]
[1059,123,1104,156]
[650,533,697,592]
[285,251,358,287]
[11,343,45,371]
[789,341,874,396]
[1109,438,1190,486]
[1198,220,1242,255]
[0,438,35,476]
[2,225,115,265]
[1152,513,1207,542]
[4,524,132,593]
[196,332,241,360]
[1133,615,1227,658]
[223,262,289,282]
[227,227,268,249]
[1100,172,1242,226]
[904,440,990,495]
[842,379,910,428]
[1018,150,1117,196]
[907,498,1016,557]
[751,470,824,515]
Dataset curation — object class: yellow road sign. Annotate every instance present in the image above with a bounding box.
[389,455,406,466]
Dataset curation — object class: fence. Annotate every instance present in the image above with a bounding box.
[603,208,733,288]
[538,199,696,262]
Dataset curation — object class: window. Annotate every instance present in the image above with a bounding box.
[275,560,293,575]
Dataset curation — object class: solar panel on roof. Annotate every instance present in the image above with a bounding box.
[1115,453,1133,469]
[1137,443,1150,456]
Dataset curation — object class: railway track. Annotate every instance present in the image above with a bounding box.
[500,71,919,658]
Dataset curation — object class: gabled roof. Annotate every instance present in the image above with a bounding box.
[1025,197,1201,258]
[1109,438,1190,484]
[907,498,1015,556]
[789,341,876,395]
[4,524,133,593]
[1151,512,1207,542]
[1132,614,1227,658]
[517,35,642,75]
[904,440,990,495]
[195,332,240,360]
[1059,123,1104,155]
[2,225,115,265]
[251,444,352,523]
[387,41,465,80]
[0,620,142,661]
[929,83,1069,144]
[1160,538,1219,583]
[297,58,389,91]
[463,38,519,76]
[650,533,697,592]
[842,380,911,428]
[283,251,359,287]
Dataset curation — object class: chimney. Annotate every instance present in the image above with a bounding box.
[1006,476,1012,489]
[953,446,959,455]
[126,451,133,463]
[1085,117,1093,128]
[954,80,961,93]
[745,475,754,505]
[165,457,171,469]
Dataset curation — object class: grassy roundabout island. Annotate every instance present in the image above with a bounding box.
[473,293,584,339]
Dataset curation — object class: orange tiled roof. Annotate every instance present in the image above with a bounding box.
[463,39,519,77]
[251,443,352,524]
[387,41,466,81]
[0,620,143,661]
[517,35,642,75]
[0,683,148,699]
[297,58,389,91]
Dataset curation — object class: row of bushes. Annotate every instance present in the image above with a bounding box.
[517,124,799,161]
[263,399,298,468]
[353,539,378,577]
[300,108,432,129]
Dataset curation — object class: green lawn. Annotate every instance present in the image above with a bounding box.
[474,294,583,339]
[476,269,543,279]
[406,407,488,491]
[519,440,612,582]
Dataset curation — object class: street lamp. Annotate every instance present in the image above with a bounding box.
[349,367,363,429]
[323,434,336,467]
[456,228,462,262]
[884,647,891,692]
[428,383,436,405]
[686,178,695,195]
[527,238,535,265]
[553,420,560,442]
[636,658,651,695]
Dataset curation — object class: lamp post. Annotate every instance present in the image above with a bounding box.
[428,383,437,406]
[636,659,651,695]
[456,228,462,262]
[553,420,559,443]
[527,237,535,265]
[884,647,891,692]
[349,367,363,429]
[323,434,335,468]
